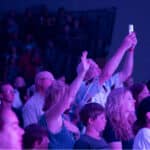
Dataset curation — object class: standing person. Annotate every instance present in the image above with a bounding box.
[74,103,108,149]
[23,71,54,127]
[0,82,23,127]
[13,76,26,109]
[133,97,150,149]
[39,51,90,149]
[104,88,136,149]
[75,32,137,107]
[0,83,15,109]
[0,107,24,149]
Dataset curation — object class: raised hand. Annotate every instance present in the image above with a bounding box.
[121,32,137,51]
[77,51,90,75]
[130,32,137,51]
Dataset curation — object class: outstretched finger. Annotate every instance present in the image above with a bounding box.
[81,51,88,63]
[82,51,88,59]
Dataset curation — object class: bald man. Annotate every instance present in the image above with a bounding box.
[23,71,54,127]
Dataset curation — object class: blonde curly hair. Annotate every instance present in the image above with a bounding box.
[105,88,136,140]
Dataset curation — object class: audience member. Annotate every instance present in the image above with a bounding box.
[13,76,26,108]
[133,97,150,149]
[104,88,136,149]
[75,32,137,108]
[39,51,90,149]
[130,83,149,108]
[0,82,24,127]
[23,71,54,127]
[74,103,109,149]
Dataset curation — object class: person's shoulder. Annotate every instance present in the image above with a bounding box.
[74,135,91,149]
[138,128,150,138]
[134,128,150,149]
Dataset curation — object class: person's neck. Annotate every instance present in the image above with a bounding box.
[85,126,101,140]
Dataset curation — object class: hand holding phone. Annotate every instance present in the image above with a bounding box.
[129,24,134,34]
[128,24,135,51]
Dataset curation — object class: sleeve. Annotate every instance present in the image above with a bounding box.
[133,129,150,150]
[107,73,123,89]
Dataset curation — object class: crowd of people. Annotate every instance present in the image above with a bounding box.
[1,6,150,150]
[0,7,115,84]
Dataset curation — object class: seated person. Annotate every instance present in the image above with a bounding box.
[74,103,109,149]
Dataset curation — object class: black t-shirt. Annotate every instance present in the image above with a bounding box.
[103,120,133,149]
[74,134,109,149]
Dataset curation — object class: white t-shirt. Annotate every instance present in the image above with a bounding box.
[76,73,123,107]
[133,128,150,150]
[22,92,44,127]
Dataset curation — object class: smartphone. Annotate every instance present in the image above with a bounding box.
[129,24,134,34]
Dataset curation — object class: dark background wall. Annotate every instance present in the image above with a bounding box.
[0,0,150,82]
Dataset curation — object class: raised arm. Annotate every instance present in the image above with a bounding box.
[45,51,90,120]
[119,32,137,82]
[69,51,90,101]
[99,32,137,85]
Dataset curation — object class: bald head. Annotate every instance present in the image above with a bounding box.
[35,71,54,92]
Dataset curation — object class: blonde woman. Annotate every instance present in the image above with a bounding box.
[39,51,90,149]
[103,88,136,149]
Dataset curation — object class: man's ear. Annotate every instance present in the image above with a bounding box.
[88,117,94,125]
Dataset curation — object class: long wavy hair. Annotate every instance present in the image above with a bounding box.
[105,88,136,140]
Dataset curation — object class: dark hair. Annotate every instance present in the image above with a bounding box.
[23,124,48,149]
[136,96,150,129]
[79,103,104,126]
[130,83,145,100]
[0,82,12,93]
[18,86,28,104]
